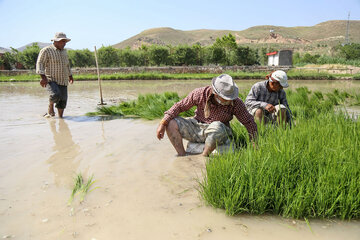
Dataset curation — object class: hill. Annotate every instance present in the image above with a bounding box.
[0,47,10,54]
[16,42,51,52]
[113,20,360,53]
[0,42,51,53]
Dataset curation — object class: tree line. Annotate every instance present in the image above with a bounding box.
[293,44,360,66]
[1,34,360,70]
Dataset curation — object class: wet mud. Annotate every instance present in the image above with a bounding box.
[0,81,359,239]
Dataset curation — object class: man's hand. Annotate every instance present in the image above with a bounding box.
[69,75,74,84]
[40,75,48,88]
[156,123,166,140]
[265,104,275,113]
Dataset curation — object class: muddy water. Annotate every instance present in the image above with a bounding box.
[0,80,359,240]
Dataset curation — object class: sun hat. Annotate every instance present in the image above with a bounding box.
[211,74,239,100]
[270,70,288,88]
[51,32,71,42]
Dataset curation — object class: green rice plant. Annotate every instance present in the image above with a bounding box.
[286,69,336,80]
[1,70,358,82]
[352,92,360,106]
[200,103,360,219]
[68,173,97,204]
[87,92,195,120]
[287,87,334,120]
[86,86,359,219]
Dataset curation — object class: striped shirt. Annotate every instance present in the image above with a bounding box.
[36,44,72,86]
[163,86,257,140]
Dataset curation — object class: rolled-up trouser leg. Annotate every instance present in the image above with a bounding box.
[174,117,232,149]
[47,82,68,109]
[204,121,232,148]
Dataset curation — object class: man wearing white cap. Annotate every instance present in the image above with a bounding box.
[245,70,292,126]
[36,32,74,118]
[156,74,257,157]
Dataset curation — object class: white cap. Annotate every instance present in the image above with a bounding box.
[270,70,288,88]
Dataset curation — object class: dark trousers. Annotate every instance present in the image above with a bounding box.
[47,81,68,109]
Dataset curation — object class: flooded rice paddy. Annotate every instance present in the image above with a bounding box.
[0,80,359,239]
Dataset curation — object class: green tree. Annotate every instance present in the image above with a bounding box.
[213,33,237,52]
[212,33,238,65]
[234,46,258,65]
[118,48,146,66]
[191,43,204,65]
[97,46,119,67]
[139,45,150,66]
[302,53,320,64]
[17,43,40,69]
[292,52,301,65]
[210,46,226,65]
[68,49,95,67]
[1,51,16,70]
[172,45,197,66]
[149,45,170,66]
[339,43,360,60]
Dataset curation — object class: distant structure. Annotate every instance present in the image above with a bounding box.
[344,12,351,45]
[266,50,293,66]
[269,29,276,38]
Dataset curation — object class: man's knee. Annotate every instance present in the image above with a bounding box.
[205,121,231,146]
[166,119,179,132]
[208,121,226,131]
[50,94,60,103]
[254,108,264,118]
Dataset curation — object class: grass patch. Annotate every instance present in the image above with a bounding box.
[0,70,357,82]
[68,173,97,204]
[87,92,195,119]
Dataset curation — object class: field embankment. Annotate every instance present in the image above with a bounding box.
[0,67,359,82]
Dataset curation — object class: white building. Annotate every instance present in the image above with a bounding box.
[267,50,293,66]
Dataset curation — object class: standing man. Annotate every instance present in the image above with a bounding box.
[156,74,257,157]
[245,70,292,127]
[36,32,74,118]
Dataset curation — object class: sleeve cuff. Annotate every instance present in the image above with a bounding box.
[162,114,173,125]
[260,102,268,109]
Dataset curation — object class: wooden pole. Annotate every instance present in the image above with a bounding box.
[94,46,104,105]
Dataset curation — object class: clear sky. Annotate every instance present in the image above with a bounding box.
[1,0,359,50]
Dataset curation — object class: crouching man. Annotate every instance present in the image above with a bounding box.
[245,70,292,127]
[156,74,257,157]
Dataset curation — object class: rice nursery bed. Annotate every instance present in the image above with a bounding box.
[0,70,358,81]
[87,88,360,219]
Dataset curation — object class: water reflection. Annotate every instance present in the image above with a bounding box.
[64,115,126,122]
[47,119,80,187]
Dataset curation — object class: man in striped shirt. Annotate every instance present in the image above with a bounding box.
[36,32,74,118]
[156,74,257,157]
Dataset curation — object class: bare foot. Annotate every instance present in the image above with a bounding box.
[48,104,55,116]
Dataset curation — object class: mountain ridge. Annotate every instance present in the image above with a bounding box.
[113,20,360,50]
